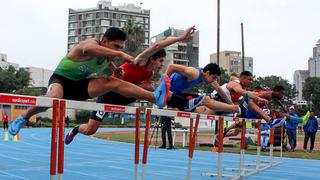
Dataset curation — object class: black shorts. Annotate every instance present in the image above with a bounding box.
[48,74,91,101]
[177,93,199,112]
[90,92,136,122]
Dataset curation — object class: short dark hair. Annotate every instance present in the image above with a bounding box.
[240,71,252,77]
[150,49,166,60]
[273,85,285,92]
[103,27,126,41]
[203,63,221,76]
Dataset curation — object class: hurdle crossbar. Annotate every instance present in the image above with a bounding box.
[0,93,141,180]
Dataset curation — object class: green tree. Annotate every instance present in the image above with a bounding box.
[0,66,32,93]
[302,77,320,113]
[75,110,91,123]
[122,19,145,56]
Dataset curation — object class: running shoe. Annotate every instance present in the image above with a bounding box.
[8,116,27,136]
[153,75,170,108]
[65,129,76,145]
[184,95,205,111]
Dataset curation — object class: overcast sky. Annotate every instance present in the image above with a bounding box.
[0,0,319,83]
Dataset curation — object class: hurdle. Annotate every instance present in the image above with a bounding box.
[141,108,200,180]
[201,116,281,180]
[0,93,141,180]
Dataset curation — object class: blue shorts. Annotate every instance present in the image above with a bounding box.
[245,109,261,119]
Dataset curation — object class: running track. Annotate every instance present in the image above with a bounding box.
[0,128,319,180]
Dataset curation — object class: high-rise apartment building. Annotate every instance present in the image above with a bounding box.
[151,27,199,72]
[293,70,309,101]
[209,51,253,75]
[0,53,19,69]
[308,39,320,77]
[67,1,150,50]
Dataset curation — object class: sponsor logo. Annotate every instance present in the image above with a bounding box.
[96,111,106,119]
[104,105,125,112]
[207,115,215,120]
[177,112,190,118]
[0,95,36,105]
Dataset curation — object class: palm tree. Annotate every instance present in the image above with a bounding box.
[122,19,145,56]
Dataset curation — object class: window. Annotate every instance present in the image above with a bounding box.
[113,13,117,19]
[68,30,75,36]
[119,21,126,28]
[78,15,82,20]
[104,12,109,18]
[96,12,100,18]
[135,16,143,22]
[144,31,149,38]
[144,17,149,23]
[69,23,77,28]
[101,27,107,33]
[69,15,76,21]
[85,27,92,34]
[144,38,149,45]
[68,44,75,50]
[86,13,93,19]
[68,37,75,42]
[101,19,110,26]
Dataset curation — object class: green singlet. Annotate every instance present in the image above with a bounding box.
[54,55,113,81]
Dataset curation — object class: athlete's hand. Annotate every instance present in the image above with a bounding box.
[180,25,196,40]
[121,52,134,63]
[258,97,269,105]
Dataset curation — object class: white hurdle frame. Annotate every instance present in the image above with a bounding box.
[201,116,282,180]
[0,93,141,180]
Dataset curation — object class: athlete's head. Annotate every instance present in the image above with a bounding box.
[147,49,166,72]
[100,27,126,50]
[202,63,221,83]
[239,71,253,87]
[272,85,285,99]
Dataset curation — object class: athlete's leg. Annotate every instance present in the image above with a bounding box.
[248,101,270,122]
[78,119,101,135]
[225,128,241,137]
[22,83,63,119]
[202,96,240,113]
[88,76,169,108]
[9,83,63,135]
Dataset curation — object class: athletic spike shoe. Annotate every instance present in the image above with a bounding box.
[153,75,170,108]
[268,117,286,128]
[8,116,27,136]
[184,95,205,111]
[65,129,76,145]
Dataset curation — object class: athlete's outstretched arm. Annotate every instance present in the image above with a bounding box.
[134,25,196,65]
[211,81,233,104]
[232,83,268,104]
[73,39,134,62]
[165,64,198,81]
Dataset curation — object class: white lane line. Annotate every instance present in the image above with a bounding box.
[0,170,31,180]
[0,153,30,163]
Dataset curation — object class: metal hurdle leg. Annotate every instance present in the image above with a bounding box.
[142,109,151,180]
[50,100,59,180]
[58,100,66,180]
[134,108,141,180]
